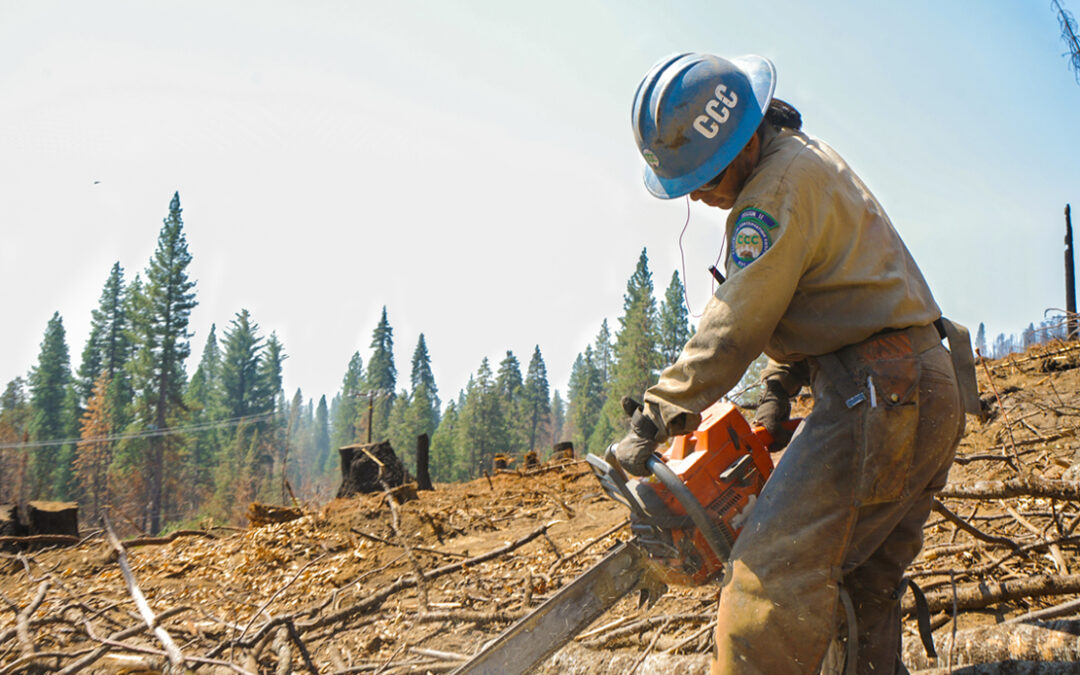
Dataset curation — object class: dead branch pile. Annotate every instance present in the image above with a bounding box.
[5,341,1080,673]
[901,339,1080,671]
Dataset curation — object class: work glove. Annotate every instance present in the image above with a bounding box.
[754,378,793,453]
[613,396,661,477]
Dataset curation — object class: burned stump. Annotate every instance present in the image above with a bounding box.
[415,433,434,491]
[552,441,574,461]
[337,441,409,498]
[27,501,79,537]
[247,503,303,527]
[0,504,22,537]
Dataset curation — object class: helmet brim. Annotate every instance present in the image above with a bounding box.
[643,55,777,200]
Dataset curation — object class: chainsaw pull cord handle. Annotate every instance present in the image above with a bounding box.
[645,455,732,562]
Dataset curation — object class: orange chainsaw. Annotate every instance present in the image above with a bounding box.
[452,400,799,675]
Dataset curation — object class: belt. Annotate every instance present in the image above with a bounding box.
[811,319,982,418]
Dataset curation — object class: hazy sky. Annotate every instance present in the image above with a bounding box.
[3,1,1080,406]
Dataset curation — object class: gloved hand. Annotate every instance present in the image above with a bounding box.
[754,378,793,453]
[613,430,658,477]
[614,396,662,476]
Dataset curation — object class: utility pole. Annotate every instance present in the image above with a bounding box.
[1068,204,1077,339]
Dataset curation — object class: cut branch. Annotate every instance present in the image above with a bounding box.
[930,500,1021,551]
[938,476,1080,501]
[102,515,186,669]
[903,574,1080,615]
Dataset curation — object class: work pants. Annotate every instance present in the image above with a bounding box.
[711,334,965,674]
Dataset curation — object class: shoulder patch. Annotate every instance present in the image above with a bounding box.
[736,206,779,230]
[731,207,778,268]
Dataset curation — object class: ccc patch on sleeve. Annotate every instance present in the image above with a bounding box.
[731,207,779,268]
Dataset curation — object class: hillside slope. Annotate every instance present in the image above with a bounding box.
[4,341,1080,673]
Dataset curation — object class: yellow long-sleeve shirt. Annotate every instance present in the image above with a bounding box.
[644,127,941,438]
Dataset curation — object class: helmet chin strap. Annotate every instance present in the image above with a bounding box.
[678,195,727,320]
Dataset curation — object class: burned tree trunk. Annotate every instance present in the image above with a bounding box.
[27,501,78,537]
[337,441,408,498]
[415,433,433,491]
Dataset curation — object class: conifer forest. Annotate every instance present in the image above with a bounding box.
[0,192,707,535]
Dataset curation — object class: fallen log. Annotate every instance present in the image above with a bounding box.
[912,663,1080,674]
[904,619,1080,671]
[0,534,79,547]
[903,574,1080,615]
[938,476,1080,501]
[534,642,709,675]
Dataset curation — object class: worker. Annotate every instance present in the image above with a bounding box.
[615,53,980,674]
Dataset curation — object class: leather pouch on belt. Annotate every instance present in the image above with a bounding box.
[855,334,920,505]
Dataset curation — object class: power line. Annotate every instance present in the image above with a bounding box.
[0,411,277,451]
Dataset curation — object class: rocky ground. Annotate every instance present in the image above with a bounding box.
[4,341,1080,674]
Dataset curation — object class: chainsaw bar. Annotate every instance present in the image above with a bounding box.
[451,539,664,675]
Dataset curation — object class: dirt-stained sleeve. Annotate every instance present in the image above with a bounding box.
[760,358,811,397]
[642,204,813,439]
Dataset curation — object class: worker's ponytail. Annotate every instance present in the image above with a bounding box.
[765,98,802,130]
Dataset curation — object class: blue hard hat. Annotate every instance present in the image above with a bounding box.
[632,53,776,199]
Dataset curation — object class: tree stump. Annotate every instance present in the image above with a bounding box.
[247,503,303,527]
[552,441,574,461]
[415,433,434,491]
[27,501,79,537]
[0,504,22,537]
[337,441,409,498]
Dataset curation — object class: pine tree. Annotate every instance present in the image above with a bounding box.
[567,349,604,452]
[283,387,304,500]
[594,249,661,452]
[523,346,551,453]
[1023,323,1037,349]
[257,332,287,415]
[430,399,460,481]
[409,334,441,433]
[127,192,197,534]
[314,395,331,475]
[221,310,264,419]
[496,351,526,454]
[388,389,412,465]
[658,270,692,364]
[28,312,75,499]
[331,352,364,451]
[366,307,397,441]
[593,319,614,387]
[76,373,113,524]
[975,322,987,356]
[0,378,32,503]
[389,334,441,472]
[550,390,566,445]
[185,324,225,498]
[458,359,506,477]
[77,263,133,425]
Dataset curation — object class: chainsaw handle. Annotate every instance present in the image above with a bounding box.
[646,456,732,562]
[752,417,803,448]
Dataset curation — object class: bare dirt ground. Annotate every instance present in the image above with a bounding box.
[4,341,1080,673]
